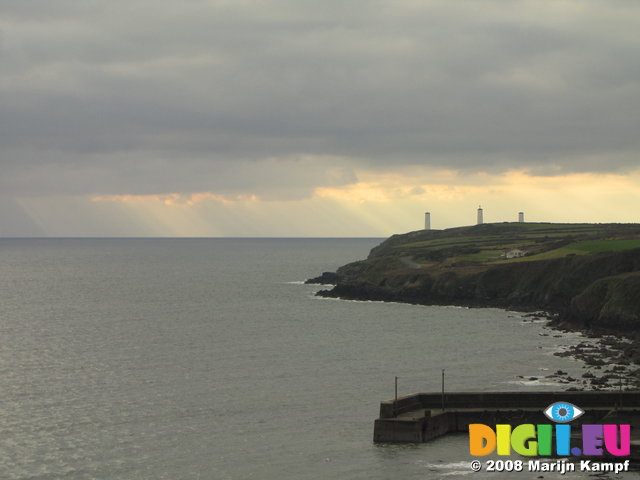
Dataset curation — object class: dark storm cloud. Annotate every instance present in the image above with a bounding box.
[1,0,639,196]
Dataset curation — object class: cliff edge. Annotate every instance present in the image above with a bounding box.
[315,223,640,334]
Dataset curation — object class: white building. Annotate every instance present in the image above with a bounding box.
[505,249,526,259]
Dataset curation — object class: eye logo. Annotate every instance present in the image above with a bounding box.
[543,402,584,423]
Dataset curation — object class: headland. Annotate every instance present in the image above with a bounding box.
[311,222,640,333]
[309,223,640,382]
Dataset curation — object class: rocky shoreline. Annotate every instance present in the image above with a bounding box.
[308,269,640,391]
[520,312,640,391]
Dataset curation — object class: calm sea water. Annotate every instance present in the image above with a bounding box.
[0,238,635,479]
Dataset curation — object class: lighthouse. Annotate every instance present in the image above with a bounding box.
[518,212,525,223]
[424,212,431,230]
[477,206,484,225]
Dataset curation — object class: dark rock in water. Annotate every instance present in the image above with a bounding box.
[590,377,609,385]
[554,351,572,357]
[305,271,339,285]
[586,358,606,366]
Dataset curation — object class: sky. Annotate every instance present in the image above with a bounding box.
[1,0,639,237]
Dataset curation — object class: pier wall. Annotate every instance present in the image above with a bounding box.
[379,391,640,418]
[374,391,640,443]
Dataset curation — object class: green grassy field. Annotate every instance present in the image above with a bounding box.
[371,222,640,266]
[506,238,640,262]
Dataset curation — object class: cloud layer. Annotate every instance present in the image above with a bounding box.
[3,2,640,191]
[1,1,639,235]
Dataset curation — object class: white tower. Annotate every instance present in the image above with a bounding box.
[424,212,431,230]
[518,212,525,223]
[477,206,484,225]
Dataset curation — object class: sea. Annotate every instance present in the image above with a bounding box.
[0,238,635,480]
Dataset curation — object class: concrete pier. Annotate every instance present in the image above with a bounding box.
[374,391,640,443]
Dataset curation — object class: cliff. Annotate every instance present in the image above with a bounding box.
[315,223,640,334]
